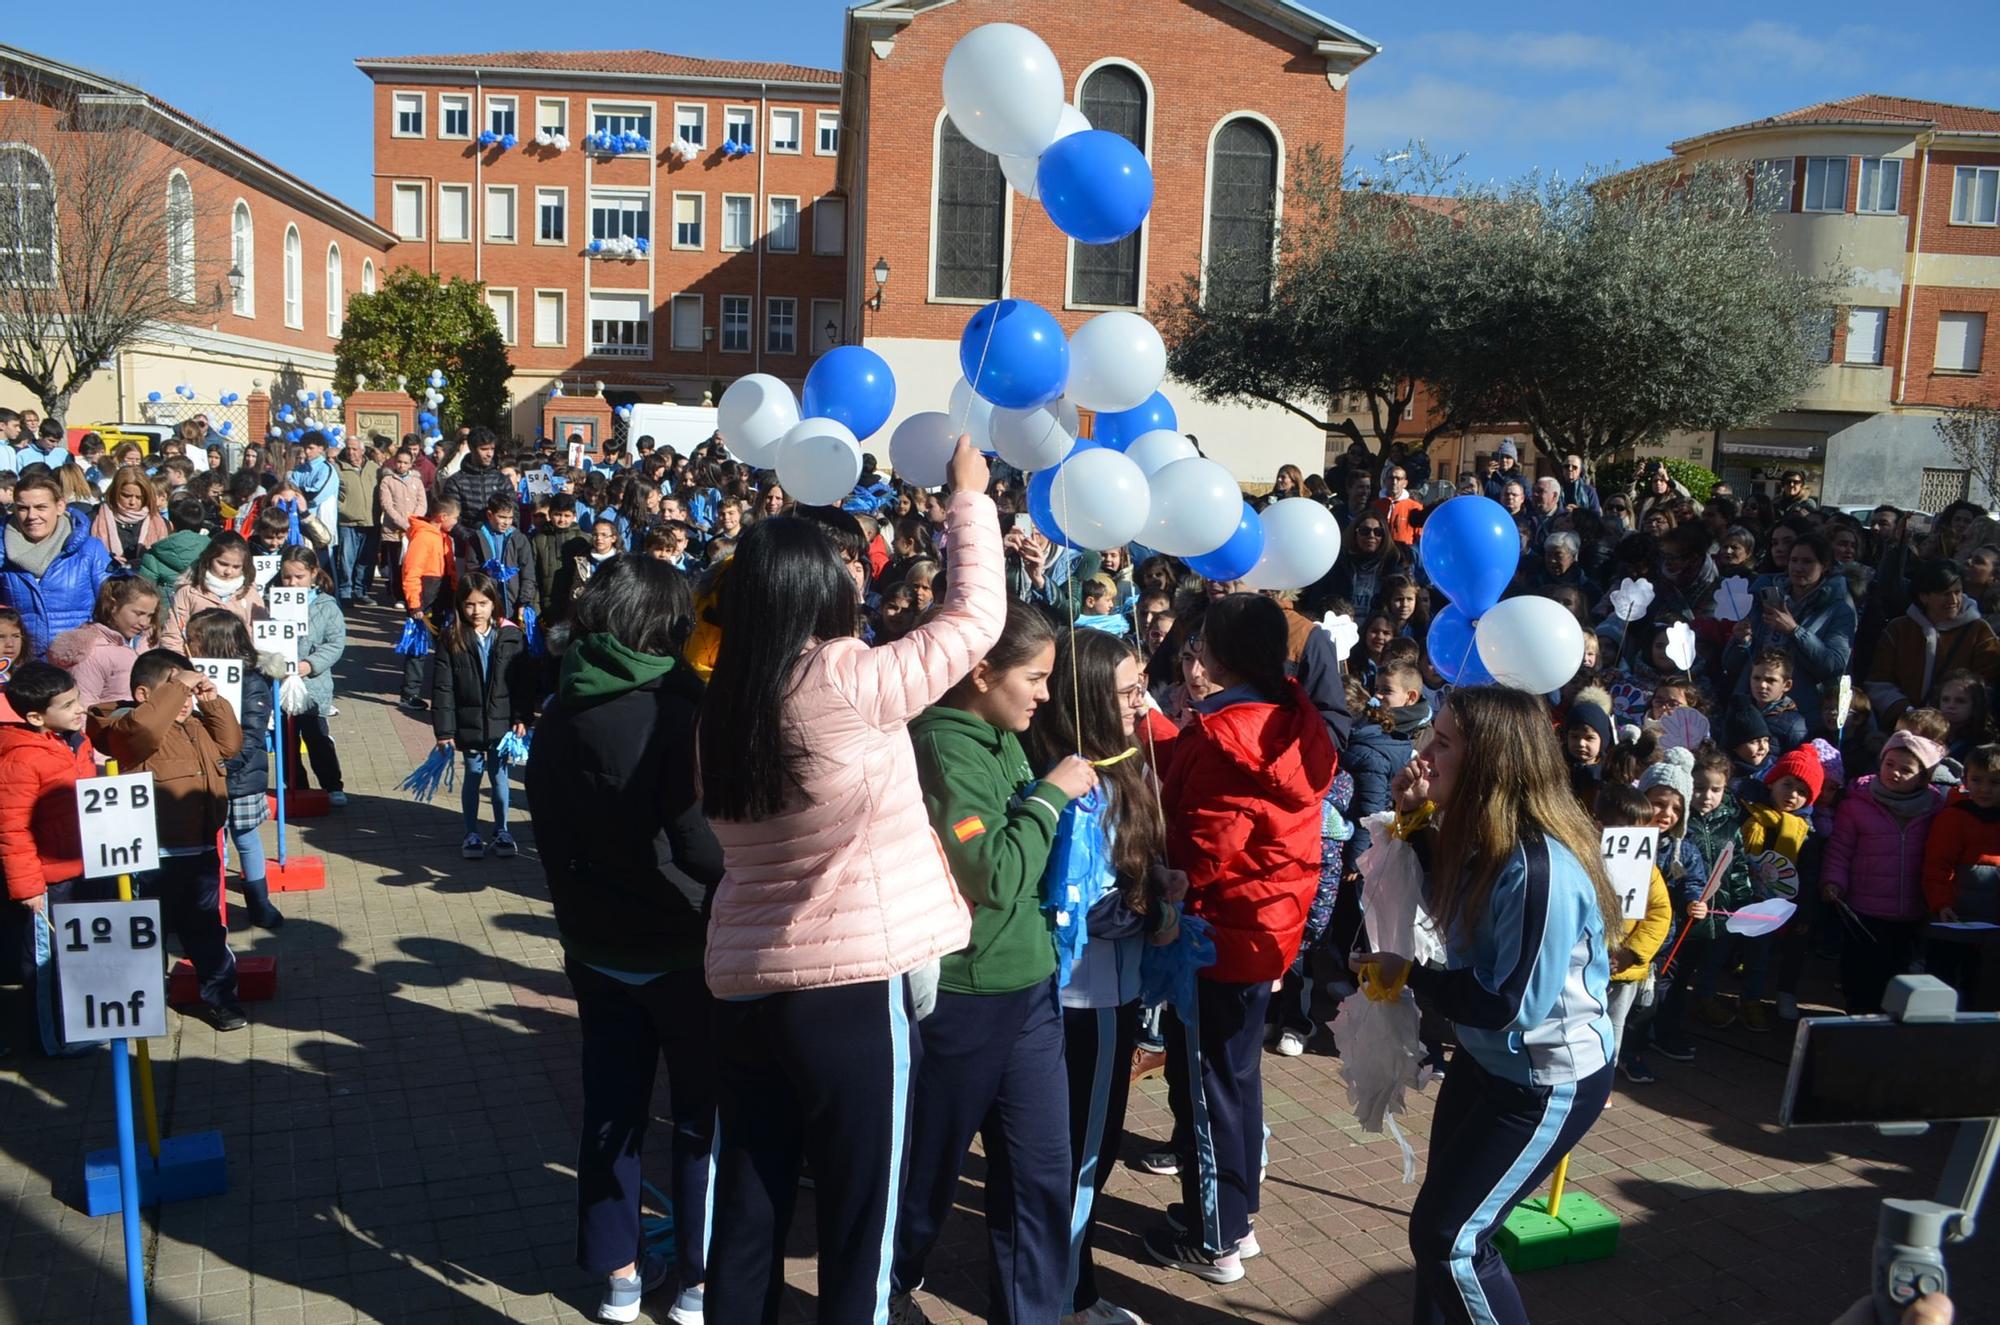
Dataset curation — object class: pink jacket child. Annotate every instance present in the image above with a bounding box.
[46,623,143,708]
[704,489,1007,998]
[1824,764,1947,922]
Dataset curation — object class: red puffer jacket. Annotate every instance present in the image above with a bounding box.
[0,724,99,898]
[1162,681,1337,982]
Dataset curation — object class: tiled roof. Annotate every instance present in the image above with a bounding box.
[358,50,840,85]
[1673,94,2000,150]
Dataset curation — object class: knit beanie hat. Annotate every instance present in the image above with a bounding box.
[1809,736,1846,789]
[1718,695,1771,752]
[1765,744,1827,804]
[1564,697,1613,757]
[1637,746,1695,810]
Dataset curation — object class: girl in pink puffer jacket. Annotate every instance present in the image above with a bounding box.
[1823,730,1948,1013]
[698,438,1003,1325]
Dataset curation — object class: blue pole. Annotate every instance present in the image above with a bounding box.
[110,1041,149,1324]
[272,678,287,867]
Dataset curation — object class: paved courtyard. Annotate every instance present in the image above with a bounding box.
[0,611,1993,1324]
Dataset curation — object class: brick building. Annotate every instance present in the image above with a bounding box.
[0,44,396,432]
[840,0,1377,482]
[357,50,849,442]
[1664,95,2000,509]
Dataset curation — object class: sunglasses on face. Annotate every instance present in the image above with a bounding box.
[1356,526,1384,537]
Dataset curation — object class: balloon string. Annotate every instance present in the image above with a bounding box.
[952,192,1025,440]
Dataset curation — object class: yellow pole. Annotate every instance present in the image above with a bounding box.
[1546,1154,1571,1219]
[105,760,161,1161]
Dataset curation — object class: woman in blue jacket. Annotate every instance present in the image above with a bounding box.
[1357,685,1622,1325]
[0,472,112,659]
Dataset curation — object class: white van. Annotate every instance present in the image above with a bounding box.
[624,403,719,456]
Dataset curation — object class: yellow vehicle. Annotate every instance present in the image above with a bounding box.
[64,423,171,459]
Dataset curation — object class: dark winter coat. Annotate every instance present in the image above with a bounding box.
[455,524,538,620]
[440,456,511,518]
[431,623,533,749]
[224,658,281,800]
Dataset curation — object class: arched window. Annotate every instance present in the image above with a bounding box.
[326,243,343,336]
[1074,65,1148,307]
[1206,118,1279,309]
[166,172,195,303]
[230,200,254,315]
[283,225,301,328]
[933,117,1004,300]
[0,145,58,286]
[361,258,375,294]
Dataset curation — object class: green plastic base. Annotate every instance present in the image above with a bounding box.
[1494,1191,1621,1271]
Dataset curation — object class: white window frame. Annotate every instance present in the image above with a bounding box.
[486,96,518,140]
[669,293,704,351]
[766,296,797,355]
[485,184,517,243]
[1953,166,2000,227]
[391,182,425,240]
[812,195,845,256]
[326,242,343,336]
[816,110,840,156]
[672,192,704,251]
[166,170,195,304]
[536,97,568,138]
[1803,156,1849,214]
[438,184,471,243]
[589,190,650,245]
[720,193,754,252]
[1752,157,1795,213]
[1857,157,1902,215]
[767,195,800,253]
[674,103,707,148]
[591,103,653,143]
[810,298,843,354]
[361,258,375,295]
[724,106,754,149]
[534,289,567,347]
[535,187,567,245]
[282,224,302,330]
[769,108,802,155]
[588,290,652,359]
[1936,312,1987,374]
[486,287,517,346]
[720,294,751,354]
[230,199,254,316]
[1845,305,1888,366]
[392,91,424,138]
[439,94,471,140]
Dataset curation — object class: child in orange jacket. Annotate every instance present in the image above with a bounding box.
[1920,742,2000,1001]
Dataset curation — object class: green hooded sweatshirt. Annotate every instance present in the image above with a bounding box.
[136,530,209,590]
[910,704,1069,994]
[559,631,678,704]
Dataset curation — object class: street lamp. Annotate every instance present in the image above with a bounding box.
[869,256,890,310]
[226,263,244,298]
[824,318,839,348]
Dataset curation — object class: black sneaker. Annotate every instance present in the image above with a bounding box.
[398,697,429,713]
[205,1003,249,1032]
[1143,1226,1244,1284]
[1653,1038,1697,1062]
[1619,1056,1657,1085]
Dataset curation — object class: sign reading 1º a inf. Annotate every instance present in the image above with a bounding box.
[77,772,160,879]
[52,900,167,1041]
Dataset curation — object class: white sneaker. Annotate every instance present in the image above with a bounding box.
[598,1253,671,1323]
[1166,1203,1260,1258]
[1066,1302,1146,1325]
[1276,1028,1307,1056]
[667,1285,704,1325]
[1777,992,1800,1020]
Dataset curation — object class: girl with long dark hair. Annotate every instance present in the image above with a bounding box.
[1359,686,1622,1325]
[698,438,1002,1324]
[431,570,532,859]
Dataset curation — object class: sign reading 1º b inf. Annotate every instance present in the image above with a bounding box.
[77,772,160,879]
[52,900,167,1041]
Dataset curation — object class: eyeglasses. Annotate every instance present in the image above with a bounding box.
[1355,526,1384,537]
[1116,683,1148,702]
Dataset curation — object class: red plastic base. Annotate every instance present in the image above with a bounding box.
[270,788,332,819]
[268,857,326,892]
[169,955,276,1006]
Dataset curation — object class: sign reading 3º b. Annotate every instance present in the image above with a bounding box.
[52,900,167,1041]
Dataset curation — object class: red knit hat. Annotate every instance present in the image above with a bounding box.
[1764,745,1826,804]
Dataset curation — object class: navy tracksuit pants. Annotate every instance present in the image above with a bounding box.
[566,961,714,1287]
[133,852,236,1009]
[893,979,1070,1325]
[1062,1000,1139,1314]
[1165,977,1271,1254]
[707,975,918,1325]
[1409,1051,1613,1325]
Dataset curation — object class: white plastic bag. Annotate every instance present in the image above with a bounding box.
[278,672,311,716]
[1353,811,1445,966]
[1331,985,1429,1182]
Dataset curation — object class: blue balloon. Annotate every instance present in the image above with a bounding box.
[1092,391,1177,450]
[146,391,161,402]
[1026,440,1103,551]
[1186,500,1265,582]
[1420,494,1521,616]
[1427,603,1487,684]
[801,346,897,442]
[959,299,1068,410]
[1036,130,1155,245]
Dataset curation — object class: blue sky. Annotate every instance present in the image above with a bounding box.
[9,1,1998,212]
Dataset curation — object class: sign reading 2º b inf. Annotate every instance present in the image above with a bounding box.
[77,772,160,879]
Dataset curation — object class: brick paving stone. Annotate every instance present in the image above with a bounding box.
[2,607,1998,1323]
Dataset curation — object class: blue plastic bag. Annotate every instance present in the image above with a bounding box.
[395,618,431,658]
[1140,912,1215,1017]
[1040,788,1112,987]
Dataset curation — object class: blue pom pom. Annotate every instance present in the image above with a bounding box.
[394,617,432,658]
[397,745,456,802]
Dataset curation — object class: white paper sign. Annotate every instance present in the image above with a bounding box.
[253,553,282,589]
[525,470,555,496]
[77,772,160,879]
[253,617,305,661]
[53,900,167,1042]
[1600,826,1659,921]
[189,657,244,719]
[567,441,586,469]
[267,586,310,622]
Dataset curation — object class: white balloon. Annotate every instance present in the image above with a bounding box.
[1122,429,1197,477]
[991,398,1077,471]
[947,376,998,452]
[889,411,959,488]
[1241,498,1342,590]
[1143,458,1244,557]
[776,417,862,506]
[942,23,1066,160]
[1066,312,1166,413]
[998,103,1091,200]
[1474,597,1587,694]
[718,373,801,468]
[1046,447,1150,551]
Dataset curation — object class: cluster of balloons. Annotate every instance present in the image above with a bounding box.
[532,129,571,152]
[1420,495,1585,693]
[720,139,756,159]
[477,130,519,149]
[716,347,899,506]
[585,130,650,155]
[587,235,650,257]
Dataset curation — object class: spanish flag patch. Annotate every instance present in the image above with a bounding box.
[952,816,986,843]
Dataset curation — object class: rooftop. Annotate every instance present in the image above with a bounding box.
[355,50,840,86]
[1672,93,2000,151]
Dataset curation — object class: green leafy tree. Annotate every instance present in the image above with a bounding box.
[332,268,510,429]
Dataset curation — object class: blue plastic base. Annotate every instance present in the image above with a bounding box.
[84,1130,227,1215]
